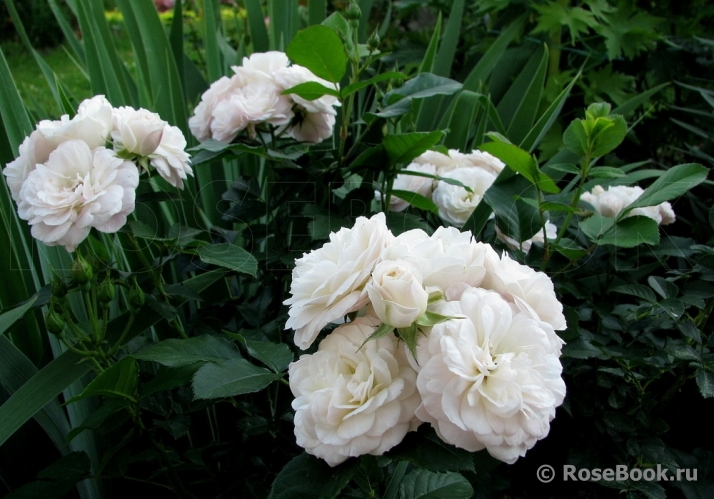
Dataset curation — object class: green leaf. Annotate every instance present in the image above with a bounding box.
[416,311,456,327]
[669,345,700,361]
[397,324,420,360]
[231,333,293,373]
[286,25,347,83]
[387,429,477,472]
[696,369,714,399]
[245,0,270,52]
[0,296,37,337]
[134,335,242,367]
[386,73,462,103]
[390,190,439,214]
[443,90,479,152]
[398,469,474,499]
[624,163,708,212]
[590,114,627,157]
[563,119,588,156]
[596,216,660,248]
[282,81,340,100]
[321,12,353,56]
[192,359,282,399]
[141,364,202,397]
[67,357,138,404]
[268,453,334,499]
[383,131,445,165]
[342,72,409,98]
[479,138,560,193]
[0,350,92,449]
[648,276,678,299]
[552,238,587,259]
[588,166,626,179]
[359,322,395,350]
[612,284,657,303]
[317,459,360,499]
[562,338,605,359]
[196,242,259,277]
[66,399,132,444]
[532,3,598,41]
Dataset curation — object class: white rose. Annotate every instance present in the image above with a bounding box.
[284,109,336,144]
[482,251,567,331]
[378,162,436,212]
[17,140,139,252]
[413,287,566,464]
[37,95,114,149]
[112,106,166,157]
[496,221,558,254]
[412,150,456,172]
[289,317,421,466]
[366,259,429,328]
[460,150,505,175]
[229,81,294,132]
[188,76,239,142]
[274,64,340,115]
[431,167,497,227]
[284,213,394,350]
[382,226,491,293]
[233,51,290,83]
[3,130,55,203]
[150,125,193,189]
[412,149,505,176]
[209,96,249,143]
[581,185,674,225]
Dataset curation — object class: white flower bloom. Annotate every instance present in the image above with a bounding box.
[3,130,55,203]
[378,162,436,212]
[413,287,565,464]
[412,149,505,176]
[4,96,115,202]
[284,213,394,350]
[18,140,139,252]
[189,76,239,142]
[382,226,492,293]
[37,95,114,149]
[274,64,340,115]
[482,251,567,331]
[112,106,166,157]
[233,51,290,83]
[431,167,498,227]
[228,81,294,135]
[285,110,336,144]
[150,125,193,189]
[366,259,429,328]
[289,317,421,466]
[580,185,675,225]
[496,222,558,254]
[209,96,249,143]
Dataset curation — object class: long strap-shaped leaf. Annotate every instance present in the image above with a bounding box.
[0,336,71,454]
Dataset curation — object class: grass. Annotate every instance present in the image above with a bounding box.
[1,5,247,117]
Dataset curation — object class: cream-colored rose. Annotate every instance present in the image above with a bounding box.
[431,167,498,227]
[284,213,394,350]
[274,64,340,115]
[289,317,421,466]
[378,162,436,212]
[17,140,138,252]
[581,185,674,225]
[112,107,166,157]
[284,109,336,144]
[413,287,565,464]
[150,125,193,189]
[188,76,239,142]
[38,95,114,149]
[366,259,428,328]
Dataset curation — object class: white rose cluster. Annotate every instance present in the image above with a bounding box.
[377,148,557,253]
[188,51,340,145]
[581,185,675,225]
[285,213,567,466]
[2,95,193,251]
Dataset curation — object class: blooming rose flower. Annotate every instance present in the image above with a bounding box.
[17,140,139,251]
[413,287,565,464]
[112,107,166,157]
[496,221,558,254]
[366,259,429,327]
[284,213,394,350]
[150,125,193,189]
[289,317,421,466]
[382,227,490,293]
[284,110,336,144]
[378,162,437,212]
[482,251,567,331]
[412,149,505,176]
[4,96,114,202]
[274,64,340,115]
[189,76,239,142]
[38,95,114,150]
[431,167,498,227]
[581,185,675,225]
[233,51,290,83]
